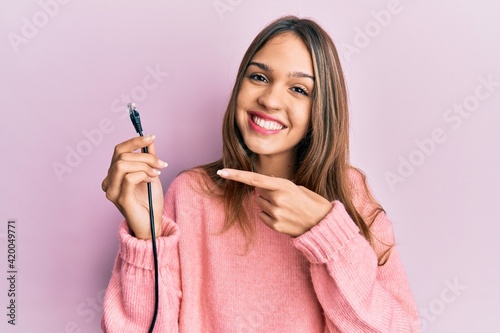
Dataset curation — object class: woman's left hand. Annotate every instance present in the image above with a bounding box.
[217,168,333,237]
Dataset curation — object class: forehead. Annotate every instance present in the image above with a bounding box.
[251,32,313,73]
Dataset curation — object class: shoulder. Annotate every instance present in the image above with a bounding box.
[346,166,375,210]
[163,167,224,225]
[346,166,365,189]
[346,166,395,247]
[169,168,206,189]
[346,166,385,225]
[165,167,222,204]
[167,168,212,195]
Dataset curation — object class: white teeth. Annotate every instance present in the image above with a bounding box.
[252,116,285,131]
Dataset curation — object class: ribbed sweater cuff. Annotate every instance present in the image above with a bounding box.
[118,218,179,270]
[291,201,360,264]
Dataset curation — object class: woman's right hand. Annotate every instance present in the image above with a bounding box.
[101,135,168,239]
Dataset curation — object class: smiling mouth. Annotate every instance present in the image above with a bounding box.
[251,115,286,131]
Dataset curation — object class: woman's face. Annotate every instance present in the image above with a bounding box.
[236,32,314,165]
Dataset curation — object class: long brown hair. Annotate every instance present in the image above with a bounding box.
[197,16,389,264]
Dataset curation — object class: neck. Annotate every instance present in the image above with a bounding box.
[252,153,297,180]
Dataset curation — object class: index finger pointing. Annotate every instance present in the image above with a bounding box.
[217,169,284,191]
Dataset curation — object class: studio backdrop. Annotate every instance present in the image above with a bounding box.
[1,0,499,332]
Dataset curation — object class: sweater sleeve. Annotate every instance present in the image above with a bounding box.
[100,215,182,333]
[291,171,421,332]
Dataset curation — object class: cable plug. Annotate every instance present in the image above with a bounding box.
[128,102,143,135]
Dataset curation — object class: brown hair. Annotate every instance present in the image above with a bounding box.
[197,16,390,264]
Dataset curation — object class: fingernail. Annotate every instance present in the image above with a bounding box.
[154,169,161,175]
[159,160,168,168]
[217,169,229,177]
[145,134,156,141]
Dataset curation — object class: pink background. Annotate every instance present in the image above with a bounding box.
[1,0,499,332]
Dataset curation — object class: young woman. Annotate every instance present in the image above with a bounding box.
[101,16,420,332]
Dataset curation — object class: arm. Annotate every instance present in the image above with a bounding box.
[216,167,420,331]
[101,136,180,331]
[101,216,182,332]
[291,175,420,332]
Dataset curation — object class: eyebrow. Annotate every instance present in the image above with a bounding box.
[248,61,315,81]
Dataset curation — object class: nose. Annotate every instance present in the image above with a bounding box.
[257,84,285,111]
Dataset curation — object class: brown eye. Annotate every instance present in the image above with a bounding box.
[291,86,309,96]
[248,73,268,83]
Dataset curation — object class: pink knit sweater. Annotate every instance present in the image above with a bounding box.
[101,168,420,332]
